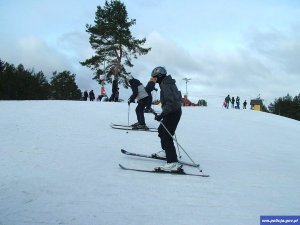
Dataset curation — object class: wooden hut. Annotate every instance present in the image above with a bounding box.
[250,99,263,111]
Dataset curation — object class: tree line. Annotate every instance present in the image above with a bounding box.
[0,59,82,100]
[268,94,300,121]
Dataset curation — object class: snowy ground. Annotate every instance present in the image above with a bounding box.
[0,100,299,225]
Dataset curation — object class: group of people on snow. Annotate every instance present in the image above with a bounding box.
[224,95,247,109]
[82,90,95,101]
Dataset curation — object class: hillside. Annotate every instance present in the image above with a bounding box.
[0,101,299,225]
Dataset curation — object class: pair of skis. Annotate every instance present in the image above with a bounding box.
[110,123,158,132]
[111,123,209,177]
[120,149,209,177]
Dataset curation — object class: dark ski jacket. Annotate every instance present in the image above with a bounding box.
[128,78,148,102]
[145,81,157,94]
[89,90,95,100]
[159,75,181,115]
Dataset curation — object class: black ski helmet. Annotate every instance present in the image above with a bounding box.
[151,66,167,78]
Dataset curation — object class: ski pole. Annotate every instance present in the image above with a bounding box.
[154,91,157,111]
[174,133,181,159]
[159,121,202,172]
[127,104,130,133]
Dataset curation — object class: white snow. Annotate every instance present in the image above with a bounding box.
[0,100,299,225]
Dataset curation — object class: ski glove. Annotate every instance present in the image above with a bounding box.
[128,98,134,105]
[155,113,164,121]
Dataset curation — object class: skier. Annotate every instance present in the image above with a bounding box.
[109,78,118,102]
[89,90,95,101]
[127,75,149,129]
[243,100,247,109]
[144,77,158,113]
[97,85,107,101]
[231,96,235,108]
[225,95,231,109]
[236,96,240,109]
[151,66,182,172]
[83,90,88,101]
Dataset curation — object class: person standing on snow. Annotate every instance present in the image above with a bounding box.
[144,77,158,113]
[236,96,240,109]
[89,90,95,101]
[109,78,118,102]
[231,96,235,108]
[243,100,247,109]
[225,95,231,109]
[151,66,182,172]
[127,75,149,130]
[83,90,88,101]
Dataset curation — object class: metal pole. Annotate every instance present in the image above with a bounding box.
[182,78,191,97]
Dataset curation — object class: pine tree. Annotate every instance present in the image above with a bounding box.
[80,0,151,88]
[268,93,300,121]
[50,71,81,100]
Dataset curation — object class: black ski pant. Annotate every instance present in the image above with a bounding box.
[136,97,149,125]
[146,93,153,110]
[158,109,182,163]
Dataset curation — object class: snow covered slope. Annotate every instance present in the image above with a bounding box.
[0,101,299,225]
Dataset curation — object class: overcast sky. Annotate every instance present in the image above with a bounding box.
[1,0,300,106]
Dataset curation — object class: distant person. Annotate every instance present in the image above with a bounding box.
[83,90,88,101]
[144,77,158,113]
[97,85,107,101]
[89,90,95,101]
[225,95,231,109]
[243,100,247,109]
[231,96,235,108]
[127,75,149,129]
[109,78,118,102]
[236,96,240,109]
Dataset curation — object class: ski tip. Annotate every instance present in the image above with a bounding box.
[119,164,125,169]
[121,149,126,153]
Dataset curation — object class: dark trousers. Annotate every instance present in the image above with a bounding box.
[146,93,153,110]
[136,97,149,125]
[158,109,182,163]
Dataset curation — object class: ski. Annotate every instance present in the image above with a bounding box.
[111,124,158,132]
[111,123,157,129]
[119,164,209,177]
[121,149,200,168]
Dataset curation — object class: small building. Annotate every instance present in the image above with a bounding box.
[250,99,263,111]
[182,95,192,106]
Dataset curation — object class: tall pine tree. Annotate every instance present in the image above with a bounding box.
[80,0,151,88]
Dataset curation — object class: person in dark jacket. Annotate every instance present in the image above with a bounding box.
[231,96,235,108]
[144,77,158,113]
[127,76,149,129]
[151,66,182,172]
[236,96,240,109]
[89,90,95,101]
[83,90,88,101]
[243,100,247,109]
[225,95,231,109]
[109,78,118,102]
